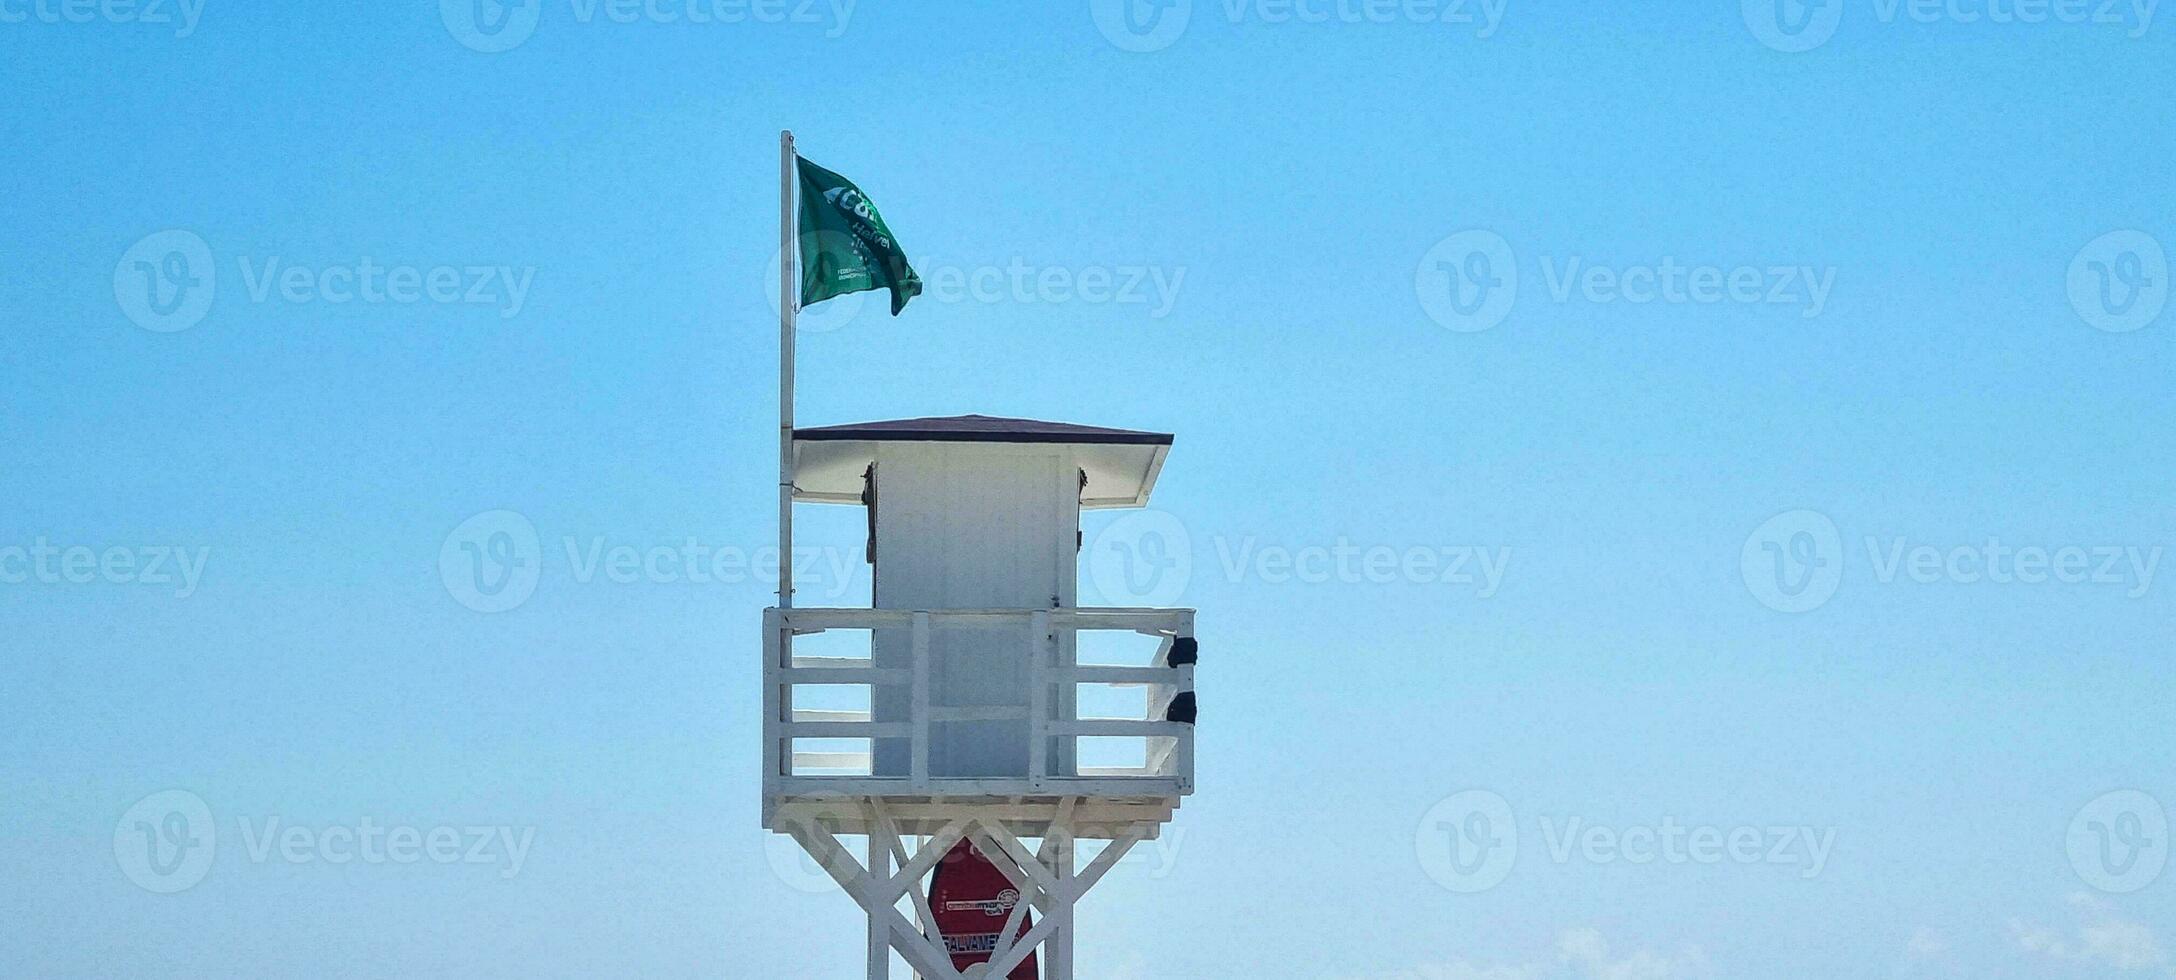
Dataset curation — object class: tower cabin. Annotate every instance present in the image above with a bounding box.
[760,414,1199,979]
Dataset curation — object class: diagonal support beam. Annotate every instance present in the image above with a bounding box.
[986,799,1078,972]
[779,817,965,980]
[980,825,1143,978]
[871,802,941,934]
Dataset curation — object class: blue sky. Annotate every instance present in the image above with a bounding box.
[3,1,2174,977]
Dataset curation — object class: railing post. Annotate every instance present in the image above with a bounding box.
[1175,610,1196,792]
[1028,609,1051,787]
[910,612,930,789]
[761,609,784,822]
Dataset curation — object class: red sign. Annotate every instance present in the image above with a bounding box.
[927,839,1038,979]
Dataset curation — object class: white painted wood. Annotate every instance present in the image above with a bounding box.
[778,801,1153,980]
[773,799,1173,840]
[793,438,1169,510]
[777,132,796,612]
[764,606,1194,812]
[867,827,889,979]
[871,443,1078,779]
[780,818,964,980]
[909,613,930,786]
[785,607,1192,631]
[792,751,872,770]
[1029,610,1050,786]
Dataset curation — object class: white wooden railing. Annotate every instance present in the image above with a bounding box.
[762,607,1196,801]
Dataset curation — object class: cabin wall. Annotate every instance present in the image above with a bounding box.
[869,442,1080,778]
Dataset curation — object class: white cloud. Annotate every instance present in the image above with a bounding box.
[1557,928,1709,980]
[2011,893,2172,974]
[1376,966,1537,980]
[1906,926,1949,960]
[1366,929,1706,980]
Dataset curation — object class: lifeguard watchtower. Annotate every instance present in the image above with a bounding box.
[761,413,1199,979]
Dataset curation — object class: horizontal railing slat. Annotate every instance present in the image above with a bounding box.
[784,721,912,737]
[781,667,907,685]
[791,752,872,769]
[766,605,1196,802]
[1049,720,1194,737]
[1063,666,1188,685]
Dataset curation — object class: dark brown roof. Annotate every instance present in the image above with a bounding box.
[795,414,1173,446]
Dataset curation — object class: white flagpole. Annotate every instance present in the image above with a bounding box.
[778,130,797,610]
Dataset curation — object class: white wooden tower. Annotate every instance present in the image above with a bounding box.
[762,414,1198,979]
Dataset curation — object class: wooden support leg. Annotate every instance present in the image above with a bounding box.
[867,830,890,980]
[1049,838,1073,980]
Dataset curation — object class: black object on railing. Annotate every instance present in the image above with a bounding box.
[1164,691,1197,725]
[1166,637,1198,667]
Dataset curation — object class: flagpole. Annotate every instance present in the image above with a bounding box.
[778,129,797,610]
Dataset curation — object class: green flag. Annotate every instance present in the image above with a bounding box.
[796,157,922,315]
